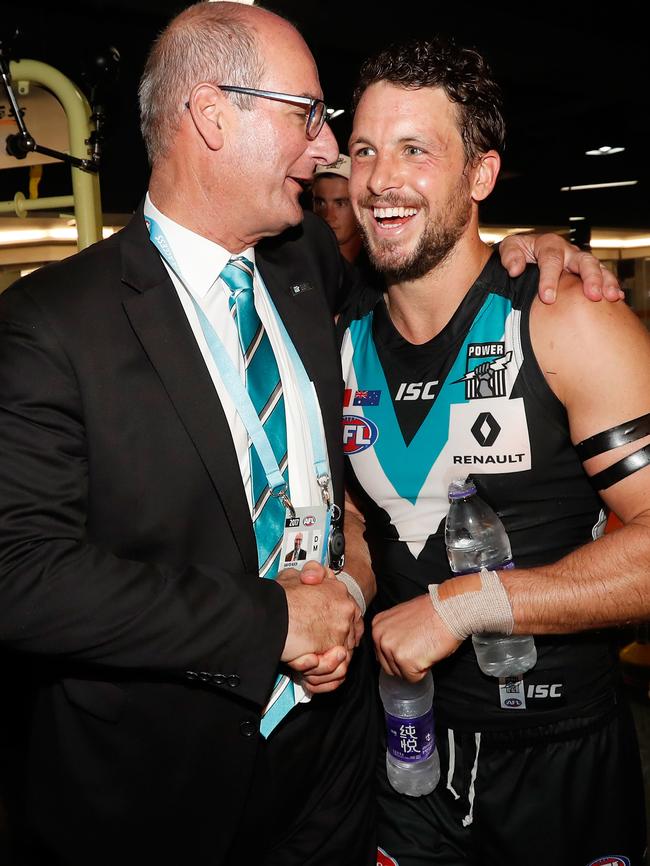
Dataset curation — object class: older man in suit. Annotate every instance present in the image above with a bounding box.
[0,3,621,866]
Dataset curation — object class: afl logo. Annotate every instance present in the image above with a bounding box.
[303,515,316,527]
[343,415,379,455]
[503,698,522,708]
[587,859,630,866]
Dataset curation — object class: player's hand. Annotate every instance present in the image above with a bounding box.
[372,594,461,682]
[295,645,352,694]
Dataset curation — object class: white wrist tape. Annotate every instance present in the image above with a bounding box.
[336,571,366,615]
[428,568,514,640]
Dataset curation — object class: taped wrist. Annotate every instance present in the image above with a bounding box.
[336,571,366,615]
[428,568,514,640]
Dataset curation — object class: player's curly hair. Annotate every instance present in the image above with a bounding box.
[352,38,505,162]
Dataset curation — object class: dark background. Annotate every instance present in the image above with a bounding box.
[1,0,649,231]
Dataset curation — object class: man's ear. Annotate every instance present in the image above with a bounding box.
[470,150,500,202]
[186,83,228,151]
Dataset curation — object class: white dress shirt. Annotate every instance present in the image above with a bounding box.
[143,194,332,516]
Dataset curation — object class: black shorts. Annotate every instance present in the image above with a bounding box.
[377,703,646,866]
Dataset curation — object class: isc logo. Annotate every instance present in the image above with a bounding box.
[395,381,438,401]
[526,684,563,699]
[342,415,379,455]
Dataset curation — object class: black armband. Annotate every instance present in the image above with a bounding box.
[589,443,650,490]
[576,412,650,461]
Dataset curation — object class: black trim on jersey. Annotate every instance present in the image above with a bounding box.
[589,443,650,490]
[576,412,650,461]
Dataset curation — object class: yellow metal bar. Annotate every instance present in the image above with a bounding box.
[8,59,102,250]
[0,192,75,216]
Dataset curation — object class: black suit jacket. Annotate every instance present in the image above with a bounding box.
[0,209,372,864]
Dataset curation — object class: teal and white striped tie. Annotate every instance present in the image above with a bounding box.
[221,256,295,735]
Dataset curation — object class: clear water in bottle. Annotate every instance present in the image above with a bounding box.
[379,669,440,797]
[444,478,537,678]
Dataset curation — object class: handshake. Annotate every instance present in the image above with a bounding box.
[278,561,365,694]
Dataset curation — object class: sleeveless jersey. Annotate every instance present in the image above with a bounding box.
[339,252,618,730]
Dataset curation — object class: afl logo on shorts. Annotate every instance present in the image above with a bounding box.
[343,415,379,454]
[377,847,400,866]
[503,698,522,708]
[588,854,630,866]
[303,515,316,527]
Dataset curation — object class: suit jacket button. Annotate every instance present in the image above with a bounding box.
[185,671,198,681]
[239,720,257,738]
[213,674,226,686]
[227,675,241,688]
[198,671,211,683]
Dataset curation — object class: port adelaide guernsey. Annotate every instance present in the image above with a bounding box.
[339,252,618,730]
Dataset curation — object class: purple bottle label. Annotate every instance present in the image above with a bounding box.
[385,708,435,763]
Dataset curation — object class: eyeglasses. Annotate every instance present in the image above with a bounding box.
[218,85,336,140]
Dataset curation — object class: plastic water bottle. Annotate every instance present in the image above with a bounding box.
[379,668,440,797]
[444,477,537,678]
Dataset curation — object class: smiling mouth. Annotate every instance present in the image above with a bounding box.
[372,206,419,228]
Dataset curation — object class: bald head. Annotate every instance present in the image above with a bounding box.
[139,2,299,164]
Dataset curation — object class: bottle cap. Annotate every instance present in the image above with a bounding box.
[447,477,477,500]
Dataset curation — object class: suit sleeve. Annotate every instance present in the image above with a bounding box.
[0,285,286,707]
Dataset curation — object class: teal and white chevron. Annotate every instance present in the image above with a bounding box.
[341,294,531,559]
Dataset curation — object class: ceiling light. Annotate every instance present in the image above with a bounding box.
[585,145,625,156]
[328,109,345,120]
[561,180,638,192]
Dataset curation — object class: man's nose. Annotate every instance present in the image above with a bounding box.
[312,121,339,166]
[367,152,403,197]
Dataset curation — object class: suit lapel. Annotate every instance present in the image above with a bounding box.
[120,214,258,574]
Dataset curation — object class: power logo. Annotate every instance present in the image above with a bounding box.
[377,847,400,866]
[342,415,379,455]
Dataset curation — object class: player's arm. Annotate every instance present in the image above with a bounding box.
[498,233,622,304]
[500,277,650,631]
[338,489,377,609]
[373,281,650,681]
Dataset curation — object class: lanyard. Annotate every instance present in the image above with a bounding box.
[146,216,332,507]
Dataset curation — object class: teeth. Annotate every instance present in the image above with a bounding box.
[373,206,418,219]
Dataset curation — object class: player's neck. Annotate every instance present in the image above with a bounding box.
[384,235,492,345]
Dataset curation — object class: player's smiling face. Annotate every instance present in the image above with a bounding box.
[349,82,473,281]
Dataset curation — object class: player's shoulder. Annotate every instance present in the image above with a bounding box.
[531,271,649,365]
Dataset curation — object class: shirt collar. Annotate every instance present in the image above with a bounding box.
[143,193,256,299]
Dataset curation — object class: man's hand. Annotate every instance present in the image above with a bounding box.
[499,233,623,304]
[277,562,358,666]
[283,561,364,693]
[372,594,461,682]
[294,645,352,694]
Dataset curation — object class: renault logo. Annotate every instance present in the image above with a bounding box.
[471,412,501,447]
